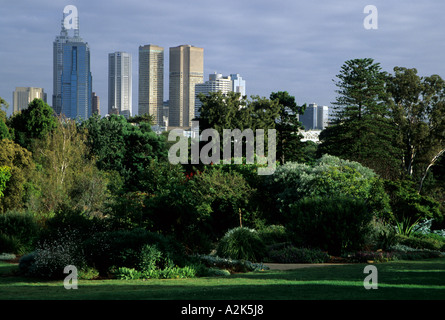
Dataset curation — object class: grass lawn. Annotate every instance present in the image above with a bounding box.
[1,258,444,300]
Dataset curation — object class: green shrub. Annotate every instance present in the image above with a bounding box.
[258,225,289,246]
[264,155,391,223]
[0,210,40,254]
[268,246,330,263]
[216,227,267,262]
[287,196,373,256]
[82,229,187,275]
[19,231,87,279]
[196,254,269,273]
[395,234,444,251]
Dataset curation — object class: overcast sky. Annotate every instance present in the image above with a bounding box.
[1,0,444,116]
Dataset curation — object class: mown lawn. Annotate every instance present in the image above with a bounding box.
[1,258,444,301]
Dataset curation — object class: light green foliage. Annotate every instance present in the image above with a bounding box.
[29,117,109,215]
[0,166,11,198]
[0,139,35,212]
[265,154,391,220]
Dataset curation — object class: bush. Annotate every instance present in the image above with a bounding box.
[82,229,187,275]
[0,210,40,254]
[287,196,373,256]
[264,155,391,223]
[216,227,267,262]
[395,234,444,251]
[19,231,87,279]
[268,246,330,263]
[258,225,289,246]
[196,254,269,273]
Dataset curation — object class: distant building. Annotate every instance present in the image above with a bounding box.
[139,45,164,125]
[12,87,47,114]
[195,73,233,118]
[230,73,246,97]
[299,103,329,130]
[52,12,92,120]
[92,92,100,115]
[108,52,132,118]
[169,45,204,128]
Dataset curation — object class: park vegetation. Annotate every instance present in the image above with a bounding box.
[0,58,445,280]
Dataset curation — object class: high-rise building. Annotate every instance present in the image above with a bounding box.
[317,105,329,130]
[299,103,329,130]
[230,74,246,97]
[169,45,204,128]
[138,45,164,124]
[92,92,100,115]
[108,52,132,118]
[13,87,47,114]
[53,11,92,120]
[195,73,233,118]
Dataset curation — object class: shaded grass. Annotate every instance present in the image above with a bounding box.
[1,258,444,300]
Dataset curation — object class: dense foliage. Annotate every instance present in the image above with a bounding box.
[1,57,445,279]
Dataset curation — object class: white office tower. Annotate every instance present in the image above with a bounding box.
[195,73,233,118]
[108,52,132,118]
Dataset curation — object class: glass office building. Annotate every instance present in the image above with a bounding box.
[53,15,92,120]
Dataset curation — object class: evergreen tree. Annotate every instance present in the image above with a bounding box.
[318,58,402,179]
[270,91,306,164]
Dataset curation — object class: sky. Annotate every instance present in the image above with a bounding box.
[1,0,444,117]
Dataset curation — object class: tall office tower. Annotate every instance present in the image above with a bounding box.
[92,92,100,115]
[195,73,233,118]
[13,87,47,114]
[138,45,164,124]
[53,12,92,120]
[299,103,318,130]
[230,74,246,97]
[169,45,204,127]
[317,105,329,130]
[108,52,132,118]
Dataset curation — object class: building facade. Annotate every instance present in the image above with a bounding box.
[13,87,47,114]
[108,52,132,118]
[169,45,204,128]
[195,73,233,118]
[299,103,329,130]
[53,15,92,120]
[138,45,164,125]
[230,73,246,97]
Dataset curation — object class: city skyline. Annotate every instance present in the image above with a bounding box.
[1,1,445,117]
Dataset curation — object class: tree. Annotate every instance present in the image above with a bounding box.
[8,98,58,150]
[29,116,109,215]
[0,97,12,140]
[195,91,280,164]
[0,166,11,198]
[80,114,168,191]
[318,58,402,179]
[387,67,445,192]
[270,91,306,164]
[0,139,35,212]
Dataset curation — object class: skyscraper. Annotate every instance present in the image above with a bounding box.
[299,103,329,130]
[53,11,92,120]
[169,45,204,128]
[138,45,164,124]
[13,87,47,114]
[108,52,132,118]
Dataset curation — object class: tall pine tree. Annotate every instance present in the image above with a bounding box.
[318,58,402,179]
